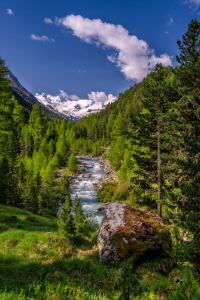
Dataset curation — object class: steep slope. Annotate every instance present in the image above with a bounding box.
[5,70,37,104]
[5,70,63,119]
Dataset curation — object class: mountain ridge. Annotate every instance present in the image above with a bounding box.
[5,69,118,121]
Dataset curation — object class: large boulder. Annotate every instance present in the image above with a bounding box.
[97,202,172,262]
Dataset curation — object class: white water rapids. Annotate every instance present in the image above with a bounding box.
[70,157,105,224]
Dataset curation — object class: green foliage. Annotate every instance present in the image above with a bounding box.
[114,259,145,300]
[161,19,200,266]
[0,156,9,204]
[97,181,130,203]
[73,194,87,234]
[58,197,76,239]
[73,195,98,238]
[28,104,46,149]
[56,133,70,166]
[108,137,126,170]
[67,152,78,172]
[130,64,177,216]
[168,265,200,300]
[97,182,117,203]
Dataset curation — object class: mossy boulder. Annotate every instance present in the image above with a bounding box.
[97,202,172,262]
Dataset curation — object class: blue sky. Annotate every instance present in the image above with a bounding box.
[1,0,200,102]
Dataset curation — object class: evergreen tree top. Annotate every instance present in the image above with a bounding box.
[176,19,200,64]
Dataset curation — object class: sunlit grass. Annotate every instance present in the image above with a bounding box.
[0,204,199,299]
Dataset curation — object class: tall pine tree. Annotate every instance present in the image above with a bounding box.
[162,19,200,268]
[130,64,176,217]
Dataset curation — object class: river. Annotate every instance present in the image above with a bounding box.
[70,157,105,224]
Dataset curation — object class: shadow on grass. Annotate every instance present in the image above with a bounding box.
[0,252,119,298]
[0,213,58,234]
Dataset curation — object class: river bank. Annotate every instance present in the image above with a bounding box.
[95,156,118,190]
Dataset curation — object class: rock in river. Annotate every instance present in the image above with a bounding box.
[97,202,172,263]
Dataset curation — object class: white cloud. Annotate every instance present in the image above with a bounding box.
[30,34,54,42]
[58,90,117,103]
[167,17,174,26]
[53,90,117,103]
[55,14,172,82]
[44,17,53,24]
[88,91,117,103]
[182,0,200,8]
[7,9,13,15]
[59,90,80,101]
[189,0,200,5]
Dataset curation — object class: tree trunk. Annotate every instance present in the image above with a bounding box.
[157,111,162,218]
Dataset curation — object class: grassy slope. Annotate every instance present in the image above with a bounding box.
[0,204,199,300]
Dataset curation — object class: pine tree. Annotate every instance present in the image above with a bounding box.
[59,119,68,134]
[111,112,126,141]
[57,175,70,204]
[48,139,55,158]
[108,136,126,170]
[114,259,145,300]
[5,131,20,206]
[0,57,15,153]
[67,152,78,172]
[130,64,176,217]
[28,104,46,149]
[0,156,9,204]
[58,196,76,240]
[72,194,87,234]
[106,112,115,141]
[162,19,200,268]
[12,102,27,128]
[56,133,70,166]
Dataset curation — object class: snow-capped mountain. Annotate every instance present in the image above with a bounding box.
[5,68,118,121]
[35,91,117,121]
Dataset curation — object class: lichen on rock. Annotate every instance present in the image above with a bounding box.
[97,202,172,263]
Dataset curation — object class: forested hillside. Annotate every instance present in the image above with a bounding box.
[0,60,74,214]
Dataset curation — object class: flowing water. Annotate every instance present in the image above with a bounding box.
[70,157,105,224]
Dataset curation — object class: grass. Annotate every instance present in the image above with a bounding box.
[0,204,199,299]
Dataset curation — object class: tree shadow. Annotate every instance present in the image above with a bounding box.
[0,252,119,298]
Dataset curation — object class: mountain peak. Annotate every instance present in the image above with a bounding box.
[35,92,117,121]
[5,69,118,121]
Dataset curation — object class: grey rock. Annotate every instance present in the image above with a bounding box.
[97,202,172,263]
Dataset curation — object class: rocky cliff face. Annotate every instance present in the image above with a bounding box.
[98,203,172,263]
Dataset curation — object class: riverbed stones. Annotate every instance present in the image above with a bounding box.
[82,174,92,178]
[96,207,107,214]
[95,156,118,190]
[97,202,172,263]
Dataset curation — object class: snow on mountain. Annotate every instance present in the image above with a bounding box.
[35,91,117,121]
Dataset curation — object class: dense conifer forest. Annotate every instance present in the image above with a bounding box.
[0,19,200,299]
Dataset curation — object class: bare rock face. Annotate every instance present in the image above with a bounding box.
[97,202,172,262]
